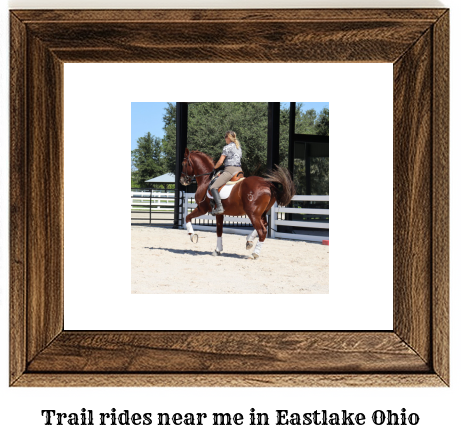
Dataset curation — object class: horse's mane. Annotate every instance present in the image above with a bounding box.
[191,150,215,166]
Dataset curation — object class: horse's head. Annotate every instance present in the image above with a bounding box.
[179,148,194,186]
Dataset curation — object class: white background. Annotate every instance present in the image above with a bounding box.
[64,63,392,331]
[1,0,459,435]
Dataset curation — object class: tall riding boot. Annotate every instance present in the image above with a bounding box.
[211,188,224,215]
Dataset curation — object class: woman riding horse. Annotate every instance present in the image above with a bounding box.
[209,130,243,215]
[180,141,295,259]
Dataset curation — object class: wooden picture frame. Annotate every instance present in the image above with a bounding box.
[10,9,449,387]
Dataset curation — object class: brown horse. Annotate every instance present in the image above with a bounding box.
[180,148,295,259]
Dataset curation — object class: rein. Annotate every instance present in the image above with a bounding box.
[181,156,214,182]
[195,171,214,178]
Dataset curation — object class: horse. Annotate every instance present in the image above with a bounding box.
[179,148,295,259]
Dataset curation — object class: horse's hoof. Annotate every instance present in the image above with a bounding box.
[190,234,198,243]
[212,250,221,256]
[252,253,259,260]
[246,241,253,250]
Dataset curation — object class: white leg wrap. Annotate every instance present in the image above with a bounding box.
[186,222,194,234]
[246,229,258,241]
[216,236,223,252]
[254,241,264,255]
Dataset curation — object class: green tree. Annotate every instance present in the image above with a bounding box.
[161,102,177,174]
[314,107,329,136]
[131,132,165,188]
[279,103,302,168]
[162,102,270,177]
[296,107,317,135]
[312,107,329,194]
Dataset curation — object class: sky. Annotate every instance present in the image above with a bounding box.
[131,102,329,151]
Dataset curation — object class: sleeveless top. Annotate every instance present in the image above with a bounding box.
[222,142,242,167]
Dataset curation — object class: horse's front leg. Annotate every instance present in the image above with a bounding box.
[185,206,204,243]
[213,214,224,256]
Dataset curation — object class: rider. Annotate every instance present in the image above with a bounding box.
[209,130,243,215]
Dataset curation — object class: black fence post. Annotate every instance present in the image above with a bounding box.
[288,102,295,178]
[173,102,188,229]
[149,189,152,225]
[267,102,280,238]
[286,102,296,225]
[267,102,280,172]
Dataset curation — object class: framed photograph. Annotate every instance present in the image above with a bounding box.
[65,65,390,332]
[10,9,449,386]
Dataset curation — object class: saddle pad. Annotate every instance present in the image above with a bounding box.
[207,184,234,200]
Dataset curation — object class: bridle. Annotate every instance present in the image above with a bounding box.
[181,152,214,184]
[181,154,195,185]
[181,152,216,204]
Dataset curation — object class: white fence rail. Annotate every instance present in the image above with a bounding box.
[183,193,329,242]
[271,195,329,243]
[131,192,175,211]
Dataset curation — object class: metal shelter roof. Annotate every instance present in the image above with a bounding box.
[145,173,175,183]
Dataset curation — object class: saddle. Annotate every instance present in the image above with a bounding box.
[208,171,245,194]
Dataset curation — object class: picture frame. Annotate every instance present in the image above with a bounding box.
[10,9,449,387]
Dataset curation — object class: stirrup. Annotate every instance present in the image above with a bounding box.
[211,204,224,216]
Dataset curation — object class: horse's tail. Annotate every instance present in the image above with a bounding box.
[264,165,296,207]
